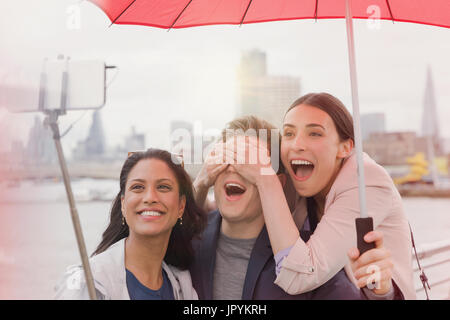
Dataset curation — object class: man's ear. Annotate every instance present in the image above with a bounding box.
[277,173,287,188]
[338,139,354,159]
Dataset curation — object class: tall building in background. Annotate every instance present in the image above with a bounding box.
[85,110,106,156]
[421,66,443,155]
[25,116,57,164]
[420,66,443,186]
[72,110,106,161]
[361,113,386,141]
[237,49,301,128]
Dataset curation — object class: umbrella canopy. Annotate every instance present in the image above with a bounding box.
[90,0,450,29]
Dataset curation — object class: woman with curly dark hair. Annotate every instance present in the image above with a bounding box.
[55,148,206,300]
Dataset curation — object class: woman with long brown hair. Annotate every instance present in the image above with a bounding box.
[194,93,415,299]
[55,148,206,300]
[235,93,414,299]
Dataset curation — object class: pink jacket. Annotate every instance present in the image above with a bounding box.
[275,152,416,299]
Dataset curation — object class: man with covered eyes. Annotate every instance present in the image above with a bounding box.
[189,115,366,300]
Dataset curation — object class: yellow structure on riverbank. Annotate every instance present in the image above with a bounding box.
[394,152,448,186]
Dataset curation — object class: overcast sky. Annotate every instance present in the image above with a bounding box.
[1,0,449,155]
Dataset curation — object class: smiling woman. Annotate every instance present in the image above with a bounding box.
[231,92,416,299]
[54,148,207,300]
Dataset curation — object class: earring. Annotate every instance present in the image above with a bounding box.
[178,217,183,225]
[122,216,126,226]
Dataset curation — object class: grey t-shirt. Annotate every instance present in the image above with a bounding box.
[212,231,257,300]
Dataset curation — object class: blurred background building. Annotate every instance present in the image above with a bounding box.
[363,66,445,168]
[72,110,106,161]
[25,116,57,165]
[2,58,448,184]
[237,49,301,128]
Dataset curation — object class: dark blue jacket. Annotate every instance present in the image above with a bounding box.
[189,210,365,300]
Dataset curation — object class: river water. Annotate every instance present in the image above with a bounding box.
[0,179,448,300]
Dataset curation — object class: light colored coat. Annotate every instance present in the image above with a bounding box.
[275,152,416,299]
[54,238,198,300]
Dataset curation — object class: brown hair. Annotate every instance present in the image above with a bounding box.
[285,93,354,143]
[221,115,284,174]
[92,148,207,270]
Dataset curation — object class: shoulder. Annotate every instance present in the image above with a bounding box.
[163,262,198,300]
[326,153,403,222]
[325,152,400,214]
[165,263,192,281]
[90,239,125,268]
[54,264,107,300]
[334,152,394,190]
[81,239,125,280]
[207,210,221,224]
[54,239,126,300]
[192,210,220,245]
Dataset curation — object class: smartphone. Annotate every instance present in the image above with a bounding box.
[2,58,106,113]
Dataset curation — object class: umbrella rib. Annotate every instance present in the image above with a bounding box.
[169,0,194,31]
[314,0,319,22]
[109,0,137,27]
[240,0,254,27]
[385,0,395,24]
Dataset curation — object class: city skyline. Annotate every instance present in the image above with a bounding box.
[12,105,450,165]
[1,1,449,155]
[6,52,450,159]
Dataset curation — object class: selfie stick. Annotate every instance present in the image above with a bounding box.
[345,0,375,255]
[41,56,97,300]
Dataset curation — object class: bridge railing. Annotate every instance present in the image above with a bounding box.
[412,239,450,299]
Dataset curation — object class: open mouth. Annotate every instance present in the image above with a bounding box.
[291,159,314,181]
[224,182,246,201]
[137,210,165,218]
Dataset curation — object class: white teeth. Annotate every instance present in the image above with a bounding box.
[225,183,245,190]
[140,211,162,216]
[291,159,313,165]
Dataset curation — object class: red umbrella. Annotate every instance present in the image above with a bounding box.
[88,0,448,292]
[89,0,450,29]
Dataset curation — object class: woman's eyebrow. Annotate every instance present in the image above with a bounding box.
[283,123,326,130]
[306,123,326,130]
[156,178,173,184]
[130,178,173,184]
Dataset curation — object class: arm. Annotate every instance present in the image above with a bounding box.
[226,137,395,295]
[193,178,214,212]
[255,173,300,254]
[273,185,394,294]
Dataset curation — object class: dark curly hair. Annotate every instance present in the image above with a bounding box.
[92,148,207,270]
